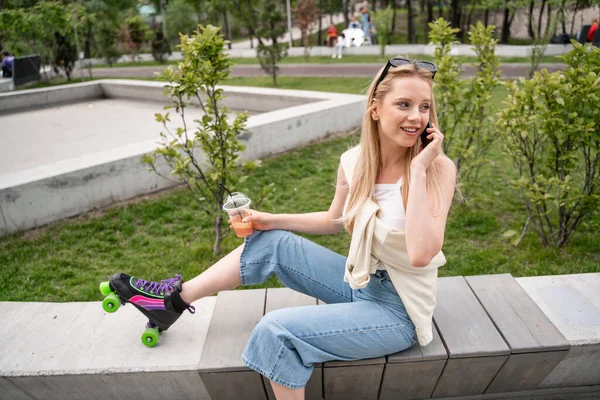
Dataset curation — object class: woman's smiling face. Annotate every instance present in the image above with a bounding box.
[372,76,432,148]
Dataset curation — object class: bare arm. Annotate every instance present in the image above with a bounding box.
[241,163,349,235]
[404,155,456,267]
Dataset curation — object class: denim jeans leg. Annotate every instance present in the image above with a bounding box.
[241,297,416,389]
[239,229,353,305]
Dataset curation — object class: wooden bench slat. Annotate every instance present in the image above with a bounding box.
[381,323,448,400]
[466,274,570,353]
[262,288,322,400]
[434,276,510,358]
[198,289,266,372]
[379,359,446,400]
[197,289,267,400]
[432,356,508,398]
[466,274,570,393]
[432,276,510,397]
[324,364,384,400]
[387,323,447,363]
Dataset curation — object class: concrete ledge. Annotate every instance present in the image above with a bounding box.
[517,273,600,388]
[0,80,365,236]
[0,78,14,93]
[86,43,575,65]
[0,81,103,115]
[0,297,216,400]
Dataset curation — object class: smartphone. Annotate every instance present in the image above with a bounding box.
[421,122,432,148]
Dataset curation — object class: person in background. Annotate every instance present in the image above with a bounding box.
[361,8,371,45]
[332,33,346,59]
[348,16,361,30]
[327,23,338,47]
[1,50,14,78]
[587,18,598,42]
[369,16,377,45]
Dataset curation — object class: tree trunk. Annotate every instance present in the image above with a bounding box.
[544,4,554,38]
[450,0,462,40]
[407,0,415,43]
[484,8,489,27]
[559,0,567,36]
[390,0,397,45]
[527,0,535,39]
[501,3,513,44]
[537,0,547,39]
[223,12,232,49]
[343,0,350,29]
[318,0,323,46]
[427,0,433,24]
[213,214,223,255]
[464,2,474,39]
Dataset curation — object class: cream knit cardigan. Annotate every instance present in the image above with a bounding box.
[341,146,446,346]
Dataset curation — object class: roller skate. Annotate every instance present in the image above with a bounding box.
[99,273,195,347]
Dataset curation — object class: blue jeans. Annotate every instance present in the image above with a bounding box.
[239,230,417,389]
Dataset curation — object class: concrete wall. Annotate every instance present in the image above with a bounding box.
[0,82,103,115]
[0,80,364,236]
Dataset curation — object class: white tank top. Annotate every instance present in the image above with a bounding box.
[372,178,405,270]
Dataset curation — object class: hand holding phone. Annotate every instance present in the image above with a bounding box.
[421,122,432,148]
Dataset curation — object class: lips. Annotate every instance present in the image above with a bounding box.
[401,127,420,137]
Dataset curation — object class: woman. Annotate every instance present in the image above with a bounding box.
[326,23,338,47]
[104,58,457,400]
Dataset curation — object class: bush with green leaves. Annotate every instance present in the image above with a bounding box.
[495,41,600,247]
[142,25,273,255]
[429,19,501,190]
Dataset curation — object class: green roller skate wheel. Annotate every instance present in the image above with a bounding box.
[99,281,112,296]
[102,293,120,313]
[141,327,160,348]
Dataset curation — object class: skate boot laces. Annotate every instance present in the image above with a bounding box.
[135,274,195,314]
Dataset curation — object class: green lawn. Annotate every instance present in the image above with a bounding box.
[90,53,564,69]
[1,78,598,303]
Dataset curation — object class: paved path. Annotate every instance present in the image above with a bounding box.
[87,63,564,80]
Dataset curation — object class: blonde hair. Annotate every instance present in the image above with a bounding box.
[340,62,450,232]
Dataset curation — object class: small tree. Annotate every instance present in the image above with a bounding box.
[294,0,320,61]
[151,26,171,64]
[430,19,501,191]
[457,22,501,182]
[52,31,77,80]
[372,6,394,58]
[255,0,287,86]
[429,18,465,158]
[495,41,600,247]
[118,15,149,62]
[95,19,122,66]
[142,25,273,255]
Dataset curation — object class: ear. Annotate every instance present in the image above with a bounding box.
[370,99,379,121]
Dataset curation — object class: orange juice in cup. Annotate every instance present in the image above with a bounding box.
[223,192,254,238]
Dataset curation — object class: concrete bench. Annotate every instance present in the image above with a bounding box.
[197,274,599,400]
[1,273,599,400]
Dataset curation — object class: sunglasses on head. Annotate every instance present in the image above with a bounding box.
[374,57,438,91]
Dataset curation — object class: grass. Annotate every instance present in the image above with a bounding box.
[2,78,598,303]
[90,54,565,69]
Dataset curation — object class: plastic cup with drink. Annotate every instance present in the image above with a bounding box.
[222,192,254,238]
